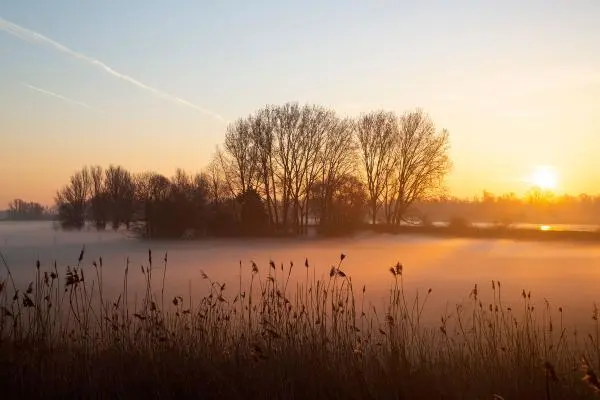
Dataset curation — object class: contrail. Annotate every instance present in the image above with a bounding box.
[22,83,103,112]
[1,17,226,122]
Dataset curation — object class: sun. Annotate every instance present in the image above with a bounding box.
[529,166,558,190]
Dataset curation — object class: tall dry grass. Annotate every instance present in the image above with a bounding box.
[1,249,599,399]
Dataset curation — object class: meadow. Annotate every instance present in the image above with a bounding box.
[1,221,600,399]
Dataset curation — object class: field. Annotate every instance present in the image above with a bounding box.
[2,221,600,398]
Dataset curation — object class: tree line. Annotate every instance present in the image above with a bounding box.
[55,103,451,237]
[417,191,600,226]
[5,199,53,221]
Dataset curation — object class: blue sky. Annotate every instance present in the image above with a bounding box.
[1,1,600,205]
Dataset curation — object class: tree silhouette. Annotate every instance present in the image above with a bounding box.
[311,174,367,235]
[356,111,398,225]
[104,165,135,230]
[7,199,47,220]
[237,188,269,236]
[386,109,452,225]
[56,167,91,229]
[89,165,109,230]
[52,103,453,237]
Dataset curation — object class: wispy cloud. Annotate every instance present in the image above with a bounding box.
[0,17,226,122]
[22,83,103,112]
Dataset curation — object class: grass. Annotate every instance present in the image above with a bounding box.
[1,249,599,399]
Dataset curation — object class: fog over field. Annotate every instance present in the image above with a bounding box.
[2,221,599,328]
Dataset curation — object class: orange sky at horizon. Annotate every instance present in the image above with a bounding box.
[2,87,600,208]
[2,82,599,207]
[2,122,599,208]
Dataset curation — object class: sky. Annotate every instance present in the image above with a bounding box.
[1,0,599,206]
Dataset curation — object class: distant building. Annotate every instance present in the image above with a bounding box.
[0,210,7,220]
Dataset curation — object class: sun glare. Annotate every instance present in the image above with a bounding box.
[530,166,558,190]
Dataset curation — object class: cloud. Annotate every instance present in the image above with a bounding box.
[1,17,226,122]
[22,83,104,112]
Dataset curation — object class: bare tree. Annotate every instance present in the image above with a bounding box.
[355,111,399,224]
[149,173,172,201]
[257,102,335,233]
[215,103,364,234]
[171,168,192,194]
[204,154,230,206]
[388,109,451,224]
[55,167,92,229]
[90,166,104,195]
[271,102,303,233]
[145,173,172,238]
[133,172,156,204]
[211,147,236,200]
[89,165,108,229]
[105,165,135,229]
[7,199,46,220]
[310,173,367,234]
[133,171,156,234]
[223,118,258,195]
[291,104,332,233]
[314,117,358,227]
[250,107,279,230]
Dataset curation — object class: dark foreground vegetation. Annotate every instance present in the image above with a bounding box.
[1,250,600,399]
